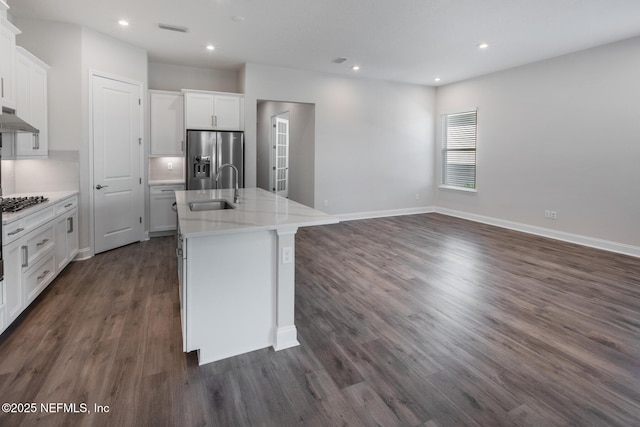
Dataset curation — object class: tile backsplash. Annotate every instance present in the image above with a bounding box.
[149,156,185,182]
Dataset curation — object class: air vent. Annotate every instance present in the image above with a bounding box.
[332,57,348,64]
[158,23,189,33]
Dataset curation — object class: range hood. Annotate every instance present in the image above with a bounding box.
[0,107,39,133]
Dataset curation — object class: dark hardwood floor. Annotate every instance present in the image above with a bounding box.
[0,213,638,426]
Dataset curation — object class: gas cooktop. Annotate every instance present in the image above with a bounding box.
[1,196,49,213]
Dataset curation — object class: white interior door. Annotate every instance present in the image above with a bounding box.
[92,74,143,254]
[272,115,290,198]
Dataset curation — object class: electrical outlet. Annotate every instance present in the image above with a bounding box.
[550,211,557,219]
[544,210,551,218]
[281,247,293,264]
[167,162,173,170]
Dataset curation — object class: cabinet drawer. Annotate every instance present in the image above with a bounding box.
[4,220,27,245]
[54,196,78,216]
[23,251,56,305]
[23,206,55,230]
[24,223,55,268]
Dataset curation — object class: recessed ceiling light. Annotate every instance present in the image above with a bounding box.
[478,42,489,49]
[118,20,129,27]
[206,44,215,51]
[434,77,441,82]
[352,65,360,71]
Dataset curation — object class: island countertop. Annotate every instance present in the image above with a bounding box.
[175,187,338,238]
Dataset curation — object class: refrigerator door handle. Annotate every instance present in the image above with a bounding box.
[216,137,222,188]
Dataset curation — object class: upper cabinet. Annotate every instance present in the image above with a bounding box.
[150,90,184,156]
[183,90,244,131]
[15,47,50,158]
[0,15,20,110]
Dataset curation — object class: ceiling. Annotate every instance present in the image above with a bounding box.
[7,0,640,86]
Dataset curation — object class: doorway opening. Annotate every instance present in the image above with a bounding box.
[256,100,315,207]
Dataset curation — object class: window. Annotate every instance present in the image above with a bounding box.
[441,110,477,190]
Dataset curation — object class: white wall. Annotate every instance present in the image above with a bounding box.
[436,36,640,248]
[149,61,239,92]
[11,18,148,255]
[244,63,436,215]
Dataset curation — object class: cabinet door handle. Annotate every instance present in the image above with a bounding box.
[37,238,50,247]
[67,217,74,233]
[64,203,73,208]
[21,246,28,268]
[37,270,50,281]
[211,115,214,126]
[8,228,25,236]
[32,134,40,150]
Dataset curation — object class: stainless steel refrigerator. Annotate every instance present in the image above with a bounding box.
[186,130,244,190]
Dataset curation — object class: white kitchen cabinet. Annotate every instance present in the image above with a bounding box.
[54,196,79,272]
[1,220,54,323]
[15,47,49,158]
[1,192,79,333]
[0,280,6,335]
[183,90,244,131]
[150,184,184,233]
[22,243,56,306]
[3,238,23,324]
[150,90,184,155]
[0,16,19,110]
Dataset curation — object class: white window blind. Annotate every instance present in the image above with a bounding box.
[442,110,477,189]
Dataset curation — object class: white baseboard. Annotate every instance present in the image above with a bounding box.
[338,206,435,222]
[435,207,640,258]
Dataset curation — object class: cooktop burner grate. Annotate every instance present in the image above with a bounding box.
[1,196,49,213]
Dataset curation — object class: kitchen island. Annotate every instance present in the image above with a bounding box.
[175,187,338,365]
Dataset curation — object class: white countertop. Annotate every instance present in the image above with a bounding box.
[2,191,79,224]
[148,180,185,186]
[176,188,338,238]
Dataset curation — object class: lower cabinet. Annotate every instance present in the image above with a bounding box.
[4,237,24,325]
[23,250,56,306]
[150,184,184,233]
[0,194,79,335]
[0,280,6,333]
[55,208,78,271]
[3,221,56,324]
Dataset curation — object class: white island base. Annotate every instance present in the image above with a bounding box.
[180,228,299,364]
[175,188,337,365]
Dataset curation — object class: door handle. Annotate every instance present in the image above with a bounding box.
[95,184,109,190]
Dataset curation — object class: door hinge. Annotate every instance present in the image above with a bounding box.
[139,217,142,224]
[139,177,142,184]
[138,98,141,105]
[138,137,142,145]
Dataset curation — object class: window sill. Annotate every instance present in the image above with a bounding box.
[439,185,477,193]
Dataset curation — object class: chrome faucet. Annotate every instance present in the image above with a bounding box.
[215,163,240,203]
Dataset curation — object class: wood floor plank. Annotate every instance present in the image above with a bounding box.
[0,213,638,426]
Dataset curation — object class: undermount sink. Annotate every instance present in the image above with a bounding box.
[188,199,236,211]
